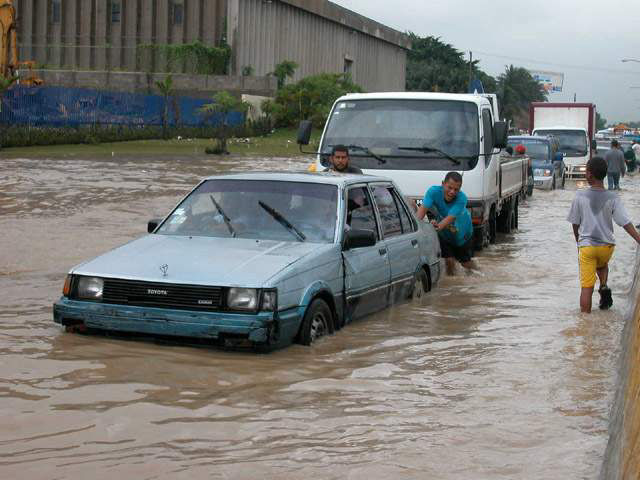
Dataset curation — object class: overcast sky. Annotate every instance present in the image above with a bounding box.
[332,0,640,124]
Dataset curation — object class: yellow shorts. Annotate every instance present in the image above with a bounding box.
[579,245,614,288]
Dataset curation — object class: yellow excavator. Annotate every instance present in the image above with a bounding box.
[1,0,42,85]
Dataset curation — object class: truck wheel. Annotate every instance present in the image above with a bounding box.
[297,299,332,346]
[513,200,519,230]
[552,175,556,190]
[561,174,566,189]
[497,202,513,234]
[489,209,497,244]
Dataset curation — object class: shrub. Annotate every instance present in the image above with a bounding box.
[271,73,363,128]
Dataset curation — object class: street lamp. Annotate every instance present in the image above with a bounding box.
[622,59,640,63]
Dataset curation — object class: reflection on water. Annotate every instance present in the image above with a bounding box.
[1,155,638,479]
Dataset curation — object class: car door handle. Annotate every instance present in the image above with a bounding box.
[378,248,387,256]
[411,239,418,247]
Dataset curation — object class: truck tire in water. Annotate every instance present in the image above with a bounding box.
[489,208,497,244]
[552,175,556,190]
[297,299,332,346]
[497,201,513,234]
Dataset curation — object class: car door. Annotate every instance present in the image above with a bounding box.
[371,184,421,303]
[342,185,391,320]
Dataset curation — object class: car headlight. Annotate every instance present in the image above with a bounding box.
[77,276,104,300]
[578,166,587,171]
[227,288,258,311]
[261,290,277,312]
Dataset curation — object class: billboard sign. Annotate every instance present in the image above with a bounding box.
[528,70,564,93]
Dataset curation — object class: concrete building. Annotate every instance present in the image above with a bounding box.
[14,0,410,92]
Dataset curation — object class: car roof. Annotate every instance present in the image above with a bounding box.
[201,171,393,187]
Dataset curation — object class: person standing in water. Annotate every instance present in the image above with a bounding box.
[567,156,640,313]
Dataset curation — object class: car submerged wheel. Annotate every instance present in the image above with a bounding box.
[409,269,430,300]
[561,174,566,189]
[552,175,556,190]
[298,299,332,346]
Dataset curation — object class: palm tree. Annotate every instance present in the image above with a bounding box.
[271,60,298,89]
[498,66,547,129]
[199,91,250,154]
[155,75,174,139]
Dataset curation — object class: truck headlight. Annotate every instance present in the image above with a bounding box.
[77,277,104,300]
[534,168,544,176]
[227,288,258,311]
[543,169,552,177]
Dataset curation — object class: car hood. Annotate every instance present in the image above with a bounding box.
[72,235,331,287]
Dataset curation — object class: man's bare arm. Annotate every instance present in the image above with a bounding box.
[623,223,640,244]
[572,224,579,243]
[435,215,456,232]
[416,206,428,220]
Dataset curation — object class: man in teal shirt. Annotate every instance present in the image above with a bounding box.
[416,172,476,275]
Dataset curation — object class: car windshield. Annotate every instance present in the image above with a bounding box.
[507,140,549,160]
[321,99,480,171]
[535,130,587,156]
[157,180,338,243]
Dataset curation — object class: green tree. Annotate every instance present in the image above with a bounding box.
[155,75,175,139]
[271,73,363,128]
[595,112,607,130]
[271,60,299,89]
[199,91,250,154]
[406,34,497,93]
[497,65,548,129]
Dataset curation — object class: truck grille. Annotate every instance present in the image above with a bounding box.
[101,279,224,311]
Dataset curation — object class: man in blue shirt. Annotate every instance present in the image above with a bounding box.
[416,172,475,275]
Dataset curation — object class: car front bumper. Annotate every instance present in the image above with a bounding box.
[53,298,305,348]
[533,176,554,189]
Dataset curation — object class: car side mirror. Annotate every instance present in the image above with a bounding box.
[148,218,161,233]
[591,139,597,150]
[297,120,312,145]
[554,152,564,162]
[343,229,376,250]
[494,121,508,149]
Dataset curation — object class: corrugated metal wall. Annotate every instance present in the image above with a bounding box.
[14,0,406,92]
[231,0,406,91]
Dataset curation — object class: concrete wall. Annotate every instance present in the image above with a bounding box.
[14,0,408,92]
[28,70,277,98]
[600,254,640,479]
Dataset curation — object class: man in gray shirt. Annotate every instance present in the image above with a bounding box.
[604,139,626,190]
[567,156,640,313]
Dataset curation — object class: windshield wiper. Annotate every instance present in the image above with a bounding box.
[209,195,236,238]
[258,201,306,242]
[398,146,461,165]
[327,144,387,164]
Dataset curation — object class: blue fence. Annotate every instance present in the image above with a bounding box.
[0,86,244,128]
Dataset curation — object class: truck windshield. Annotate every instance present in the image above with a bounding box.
[535,130,587,157]
[321,99,480,171]
[507,140,549,160]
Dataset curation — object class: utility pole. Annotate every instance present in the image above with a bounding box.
[469,51,473,85]
[574,93,577,102]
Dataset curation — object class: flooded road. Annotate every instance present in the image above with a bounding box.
[1,155,638,479]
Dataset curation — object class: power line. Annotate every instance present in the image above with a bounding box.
[472,49,640,76]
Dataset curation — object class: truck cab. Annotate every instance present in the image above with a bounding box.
[532,127,588,179]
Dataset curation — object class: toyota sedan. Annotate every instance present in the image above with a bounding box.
[53,172,441,350]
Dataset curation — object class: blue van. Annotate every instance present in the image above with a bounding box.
[508,135,565,190]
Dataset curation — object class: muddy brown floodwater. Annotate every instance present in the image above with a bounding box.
[1,155,639,479]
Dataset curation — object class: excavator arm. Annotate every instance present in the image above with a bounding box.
[0,0,18,78]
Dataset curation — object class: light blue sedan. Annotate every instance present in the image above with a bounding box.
[53,172,441,350]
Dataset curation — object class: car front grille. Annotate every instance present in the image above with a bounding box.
[102,278,224,311]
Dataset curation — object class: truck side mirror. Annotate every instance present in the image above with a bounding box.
[591,139,597,150]
[554,152,564,162]
[494,121,508,149]
[297,120,313,145]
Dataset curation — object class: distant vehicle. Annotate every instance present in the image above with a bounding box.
[508,135,565,190]
[302,92,527,251]
[530,102,597,179]
[53,172,441,350]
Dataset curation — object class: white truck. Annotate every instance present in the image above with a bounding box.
[298,92,528,249]
[529,102,597,179]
